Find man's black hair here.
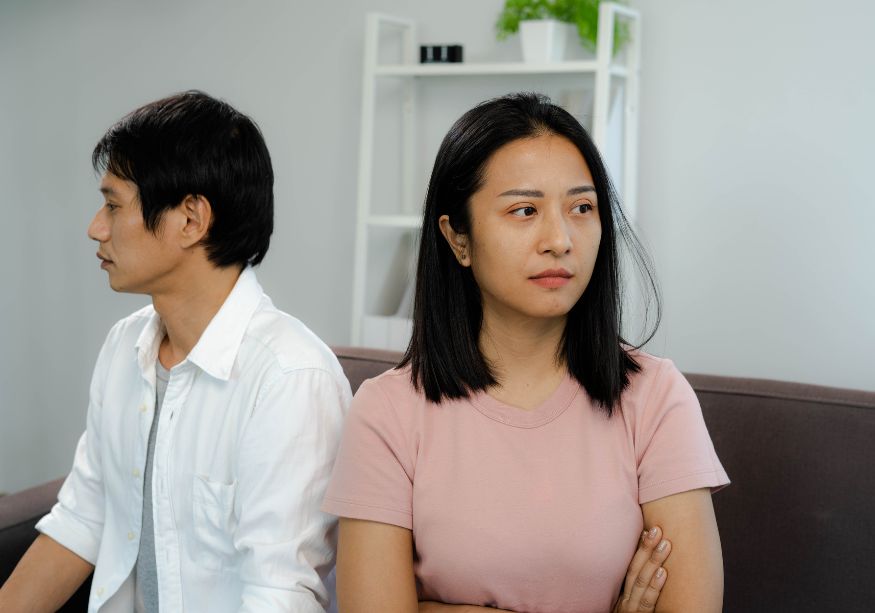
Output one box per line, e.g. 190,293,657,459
92,90,274,268
399,92,660,415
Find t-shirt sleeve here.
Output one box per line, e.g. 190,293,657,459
635,359,730,504
321,377,415,530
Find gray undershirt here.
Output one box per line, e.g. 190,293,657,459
135,360,169,613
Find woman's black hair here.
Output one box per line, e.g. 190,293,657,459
92,90,274,268
399,92,660,415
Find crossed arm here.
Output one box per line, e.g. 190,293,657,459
336,488,723,613
637,488,723,612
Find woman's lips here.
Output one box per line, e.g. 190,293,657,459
530,276,571,288
529,268,573,288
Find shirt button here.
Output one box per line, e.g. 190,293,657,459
96,587,105,597
132,468,141,478
127,531,136,541
139,404,147,413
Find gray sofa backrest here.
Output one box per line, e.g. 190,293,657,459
687,373,875,612
2,346,873,612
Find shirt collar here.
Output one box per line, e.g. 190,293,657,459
134,266,265,382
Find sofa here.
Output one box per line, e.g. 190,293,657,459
2,346,873,612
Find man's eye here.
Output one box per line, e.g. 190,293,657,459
510,206,536,217
105,203,118,211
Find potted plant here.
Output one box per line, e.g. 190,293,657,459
496,0,628,62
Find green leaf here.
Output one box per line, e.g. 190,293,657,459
495,0,631,54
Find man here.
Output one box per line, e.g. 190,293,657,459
0,91,351,612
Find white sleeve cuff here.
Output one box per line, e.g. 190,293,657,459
35,503,101,564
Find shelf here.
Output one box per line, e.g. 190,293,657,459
374,61,628,79
351,6,641,349
367,215,422,229
361,315,413,351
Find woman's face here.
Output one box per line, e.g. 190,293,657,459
441,133,602,325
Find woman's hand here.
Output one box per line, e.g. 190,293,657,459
613,526,672,613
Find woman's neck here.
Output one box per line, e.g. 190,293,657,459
479,306,567,410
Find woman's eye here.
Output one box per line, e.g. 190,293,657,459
510,206,536,217
572,202,593,214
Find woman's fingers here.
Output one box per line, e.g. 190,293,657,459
622,526,661,597
626,536,671,611
636,566,667,611
616,526,671,612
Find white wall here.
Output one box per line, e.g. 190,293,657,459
1,0,872,493
632,0,875,389
0,0,518,494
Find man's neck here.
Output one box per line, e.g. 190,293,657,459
153,261,243,369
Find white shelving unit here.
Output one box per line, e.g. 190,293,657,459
351,3,641,350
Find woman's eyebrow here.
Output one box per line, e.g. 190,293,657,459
498,186,595,197
498,188,543,197
568,185,596,195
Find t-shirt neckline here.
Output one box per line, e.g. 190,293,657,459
470,373,580,429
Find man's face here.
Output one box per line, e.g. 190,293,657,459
87,172,182,294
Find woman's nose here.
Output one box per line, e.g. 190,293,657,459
538,211,572,255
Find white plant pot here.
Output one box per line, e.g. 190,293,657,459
519,19,568,63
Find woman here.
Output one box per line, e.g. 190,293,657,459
323,93,729,612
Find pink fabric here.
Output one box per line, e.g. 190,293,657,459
323,352,729,613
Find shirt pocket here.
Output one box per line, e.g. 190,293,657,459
191,474,238,571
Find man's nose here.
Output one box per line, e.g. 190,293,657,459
87,208,109,242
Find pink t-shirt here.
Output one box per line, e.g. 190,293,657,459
323,352,729,613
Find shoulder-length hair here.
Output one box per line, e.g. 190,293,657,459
399,92,660,415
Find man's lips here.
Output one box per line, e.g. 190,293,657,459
529,268,573,288
97,253,113,266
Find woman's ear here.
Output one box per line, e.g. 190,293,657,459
178,194,213,249
438,214,470,267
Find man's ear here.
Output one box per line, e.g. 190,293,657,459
438,214,470,267
178,194,212,249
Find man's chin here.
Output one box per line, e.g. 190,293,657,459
106,276,127,293
107,278,149,295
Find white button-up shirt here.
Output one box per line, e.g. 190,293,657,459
37,267,351,612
